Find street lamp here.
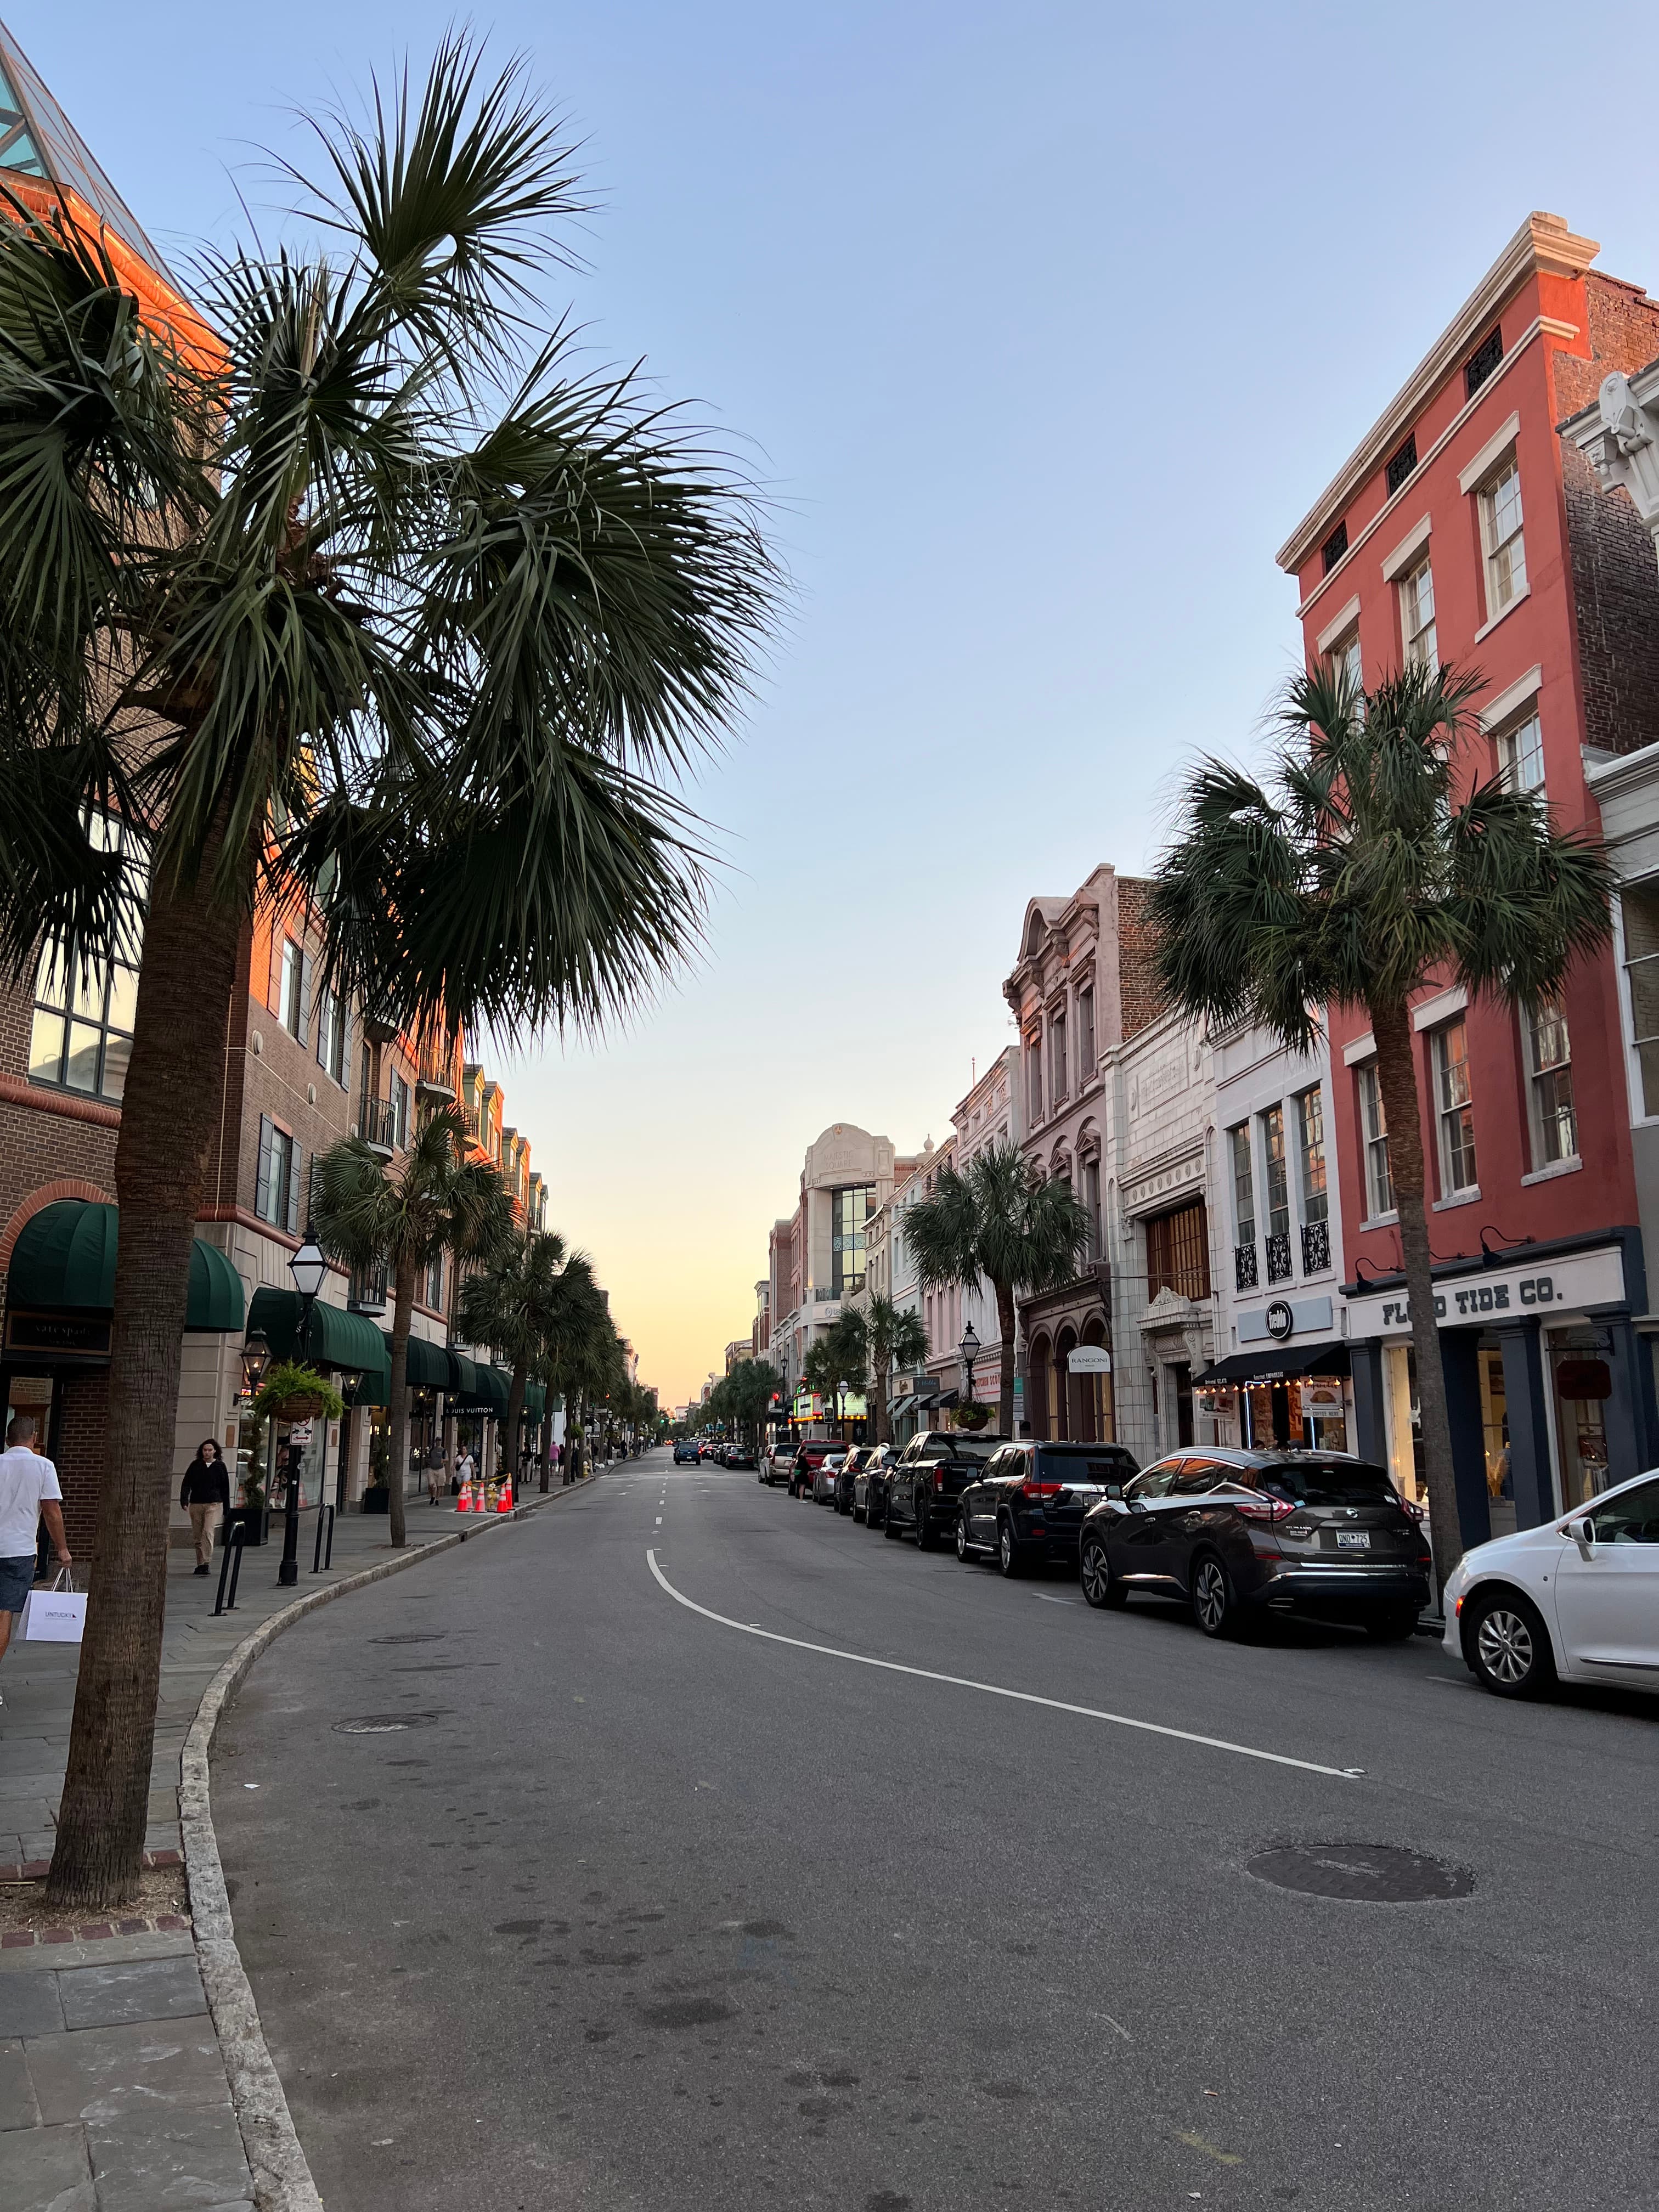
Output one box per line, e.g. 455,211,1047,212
958,1321,980,1409
240,1330,270,1401
279,1230,329,1588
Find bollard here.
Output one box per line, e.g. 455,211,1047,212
312,1502,336,1573
213,1524,246,1616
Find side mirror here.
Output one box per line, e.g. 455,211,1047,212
1105,1483,1124,1500
1565,1517,1594,1558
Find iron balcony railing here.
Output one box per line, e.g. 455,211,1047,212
357,1096,397,1154
1301,1218,1331,1274
1234,1242,1258,1291
1265,1232,1293,1284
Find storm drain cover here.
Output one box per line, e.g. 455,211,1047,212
332,1712,438,1735
370,1632,447,1645
1245,1842,1473,1903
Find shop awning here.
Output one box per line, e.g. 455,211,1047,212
390,1332,449,1390
452,1363,510,1415
1194,1341,1351,1386
7,1200,245,1333
247,1285,387,1381
523,1380,546,1420
445,1350,478,1398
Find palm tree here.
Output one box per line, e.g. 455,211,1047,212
457,1229,591,1483
541,1266,619,1477
905,1141,1093,1438
314,1106,511,1547
848,1295,929,1444
1149,661,1612,1592
18,41,778,1910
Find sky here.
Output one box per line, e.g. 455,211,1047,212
25,2,1659,1404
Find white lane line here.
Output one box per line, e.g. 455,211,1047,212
646,1550,1362,1780
655,1516,663,1527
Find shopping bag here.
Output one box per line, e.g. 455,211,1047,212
21,1568,86,1644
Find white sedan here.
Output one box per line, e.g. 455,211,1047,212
1443,1468,1659,1698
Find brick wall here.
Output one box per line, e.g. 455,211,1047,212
1556,274,1659,761
52,1367,107,1559
1115,876,1170,1041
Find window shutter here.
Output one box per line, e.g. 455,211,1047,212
256,1116,273,1221
298,952,315,1048
267,932,282,1016
286,1141,302,1233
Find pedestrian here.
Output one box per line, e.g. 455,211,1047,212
456,1446,476,1497
179,1438,230,1574
0,1413,72,1701
426,1442,444,1508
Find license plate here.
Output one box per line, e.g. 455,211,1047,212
1335,1531,1371,1550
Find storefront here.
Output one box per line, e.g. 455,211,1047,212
1197,1289,1351,1455
1343,1232,1656,1546
245,1285,388,1512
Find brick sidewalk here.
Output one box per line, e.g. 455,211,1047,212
0,1479,590,2209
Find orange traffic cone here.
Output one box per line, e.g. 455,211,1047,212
499,1477,512,1512
456,1481,471,1513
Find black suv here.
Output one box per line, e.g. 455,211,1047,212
853,1444,896,1525
1078,1447,1432,1639
884,1431,1010,1549
958,1440,1140,1576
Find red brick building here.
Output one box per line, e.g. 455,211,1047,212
1277,212,1659,1543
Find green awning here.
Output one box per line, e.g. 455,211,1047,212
246,1286,388,1380
453,1363,509,1415
8,1200,245,1333
388,1331,449,1390
523,1380,546,1420
445,1350,478,1398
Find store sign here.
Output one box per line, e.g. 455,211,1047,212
4,1311,111,1359
1345,1245,1628,1339
1239,1295,1332,1345
1265,1300,1294,1341
1067,1346,1112,1374
1304,1380,1345,1412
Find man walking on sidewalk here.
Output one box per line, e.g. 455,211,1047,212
0,1413,72,1696
180,1438,230,1574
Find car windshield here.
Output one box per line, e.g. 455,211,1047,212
1036,1449,1137,1481
936,1437,1002,1464
1254,1458,1399,1507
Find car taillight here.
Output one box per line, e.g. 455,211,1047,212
1403,1499,1426,1523
933,1467,945,1491
1019,1481,1063,1500
1233,1495,1294,1523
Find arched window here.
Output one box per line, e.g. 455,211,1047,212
1054,1326,1079,1441
1026,1333,1051,1441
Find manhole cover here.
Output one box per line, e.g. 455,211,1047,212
370,1633,447,1645
332,1713,438,1735
1245,1842,1473,1903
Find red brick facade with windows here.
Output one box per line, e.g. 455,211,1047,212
1277,212,1659,1535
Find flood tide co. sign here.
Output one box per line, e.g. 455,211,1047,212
1344,1244,1627,1339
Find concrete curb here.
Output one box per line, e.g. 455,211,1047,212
180,1470,603,2210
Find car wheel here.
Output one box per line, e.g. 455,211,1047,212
998,1519,1023,1578
854,1496,866,1525
1364,1605,1420,1643
916,1501,934,1550
1080,1534,1126,1610
1466,1588,1555,1699
1191,1552,1235,1638
956,1515,970,1562
884,1497,902,1539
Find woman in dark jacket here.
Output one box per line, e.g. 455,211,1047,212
180,1440,231,1575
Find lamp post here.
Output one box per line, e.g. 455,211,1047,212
279,1231,328,1588
958,1321,980,1413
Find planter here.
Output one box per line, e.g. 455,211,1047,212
270,1393,329,1422
952,1405,990,1432
224,1504,269,1547
361,1486,391,1515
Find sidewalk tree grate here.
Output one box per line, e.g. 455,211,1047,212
332,1712,439,1734
1245,1842,1473,1903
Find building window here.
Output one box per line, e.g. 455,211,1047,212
1321,520,1348,575
27,812,146,1103
1146,1201,1210,1302
276,937,306,1037
315,985,347,1085
1480,458,1526,617
1050,1010,1068,1103
1028,1035,1043,1124
1082,1157,1101,1262
1400,555,1437,671
1229,1124,1255,1246
1385,432,1418,496
1432,1018,1477,1194
1358,1063,1393,1218
390,1071,411,1150
1525,1000,1576,1166
1327,627,1362,712
255,1116,300,1231
1261,1103,1291,1282
1077,987,1096,1078
425,1251,444,1309
1465,325,1503,399
831,1184,874,1298
1495,708,1544,795
1622,882,1659,1117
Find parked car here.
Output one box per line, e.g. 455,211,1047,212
791,1439,838,1497
726,1442,758,1471
1078,1447,1431,1638
833,1447,868,1515
1443,1467,1659,1698
853,1443,896,1525
812,1452,847,1504
884,1430,1010,1549
957,1440,1140,1575
673,1441,698,1465
762,1443,797,1488
697,1441,716,1462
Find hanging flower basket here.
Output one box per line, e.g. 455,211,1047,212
253,1361,345,1426
952,1402,990,1432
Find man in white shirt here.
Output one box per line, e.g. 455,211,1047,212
0,1413,72,1691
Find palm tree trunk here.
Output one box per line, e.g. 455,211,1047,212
47,847,249,1912
387,1256,415,1550
1371,998,1462,1593
874,1356,890,1445
995,1280,1018,1437
504,1364,526,1479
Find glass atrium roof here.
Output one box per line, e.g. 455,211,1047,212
0,20,173,280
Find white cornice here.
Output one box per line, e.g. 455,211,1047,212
1380,513,1434,583
1277,212,1598,577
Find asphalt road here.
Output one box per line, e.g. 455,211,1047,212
215,1447,1659,2211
